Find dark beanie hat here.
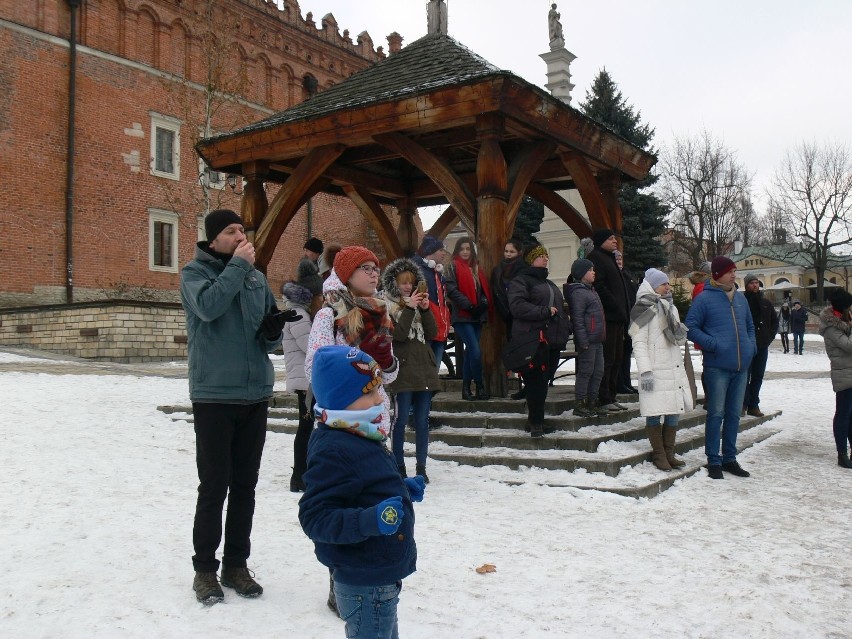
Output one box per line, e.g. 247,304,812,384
418,235,445,257
711,256,736,280
205,209,242,242
304,237,324,254
829,288,852,313
592,229,615,248
571,258,594,281
296,258,323,296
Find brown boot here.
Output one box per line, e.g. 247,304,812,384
646,425,672,471
662,425,686,468
220,565,263,598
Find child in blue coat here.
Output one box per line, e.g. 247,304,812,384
299,345,426,639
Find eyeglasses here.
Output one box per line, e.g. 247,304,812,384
357,265,381,275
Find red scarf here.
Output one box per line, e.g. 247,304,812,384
453,257,493,320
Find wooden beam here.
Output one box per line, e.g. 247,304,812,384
396,197,419,257
559,151,612,231
254,144,345,266
269,160,409,200
506,141,557,231
342,183,404,260
525,182,593,238
374,132,477,231
426,206,464,239
598,172,624,244
239,160,269,244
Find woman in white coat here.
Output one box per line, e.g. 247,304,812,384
628,268,693,471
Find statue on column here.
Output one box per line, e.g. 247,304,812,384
548,3,564,49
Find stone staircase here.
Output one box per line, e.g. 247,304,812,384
158,376,782,499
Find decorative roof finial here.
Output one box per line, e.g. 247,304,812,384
548,3,564,50
427,0,448,36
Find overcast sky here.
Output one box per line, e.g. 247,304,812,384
293,0,852,217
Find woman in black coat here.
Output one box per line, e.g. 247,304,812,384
507,244,572,438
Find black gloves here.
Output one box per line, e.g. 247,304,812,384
259,309,302,340
470,302,488,318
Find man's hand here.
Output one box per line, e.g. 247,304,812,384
233,240,255,265
259,309,302,340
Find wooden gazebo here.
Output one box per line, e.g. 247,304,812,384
197,31,655,395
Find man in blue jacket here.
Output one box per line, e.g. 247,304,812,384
181,209,298,604
685,256,757,480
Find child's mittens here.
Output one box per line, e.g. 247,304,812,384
404,476,426,502
374,496,404,535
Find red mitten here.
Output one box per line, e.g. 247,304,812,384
360,331,394,369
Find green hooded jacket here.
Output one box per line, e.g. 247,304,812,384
180,244,281,402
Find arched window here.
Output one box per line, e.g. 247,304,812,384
302,74,318,100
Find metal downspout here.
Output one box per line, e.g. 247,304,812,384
65,0,82,303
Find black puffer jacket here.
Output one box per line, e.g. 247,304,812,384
507,266,572,350
587,247,630,324
744,290,780,348
380,258,441,394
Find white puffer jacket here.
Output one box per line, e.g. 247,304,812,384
629,280,694,417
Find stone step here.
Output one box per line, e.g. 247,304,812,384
500,424,781,499
424,411,781,477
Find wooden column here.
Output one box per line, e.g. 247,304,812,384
240,161,269,245
475,113,508,397
598,172,624,250
396,197,418,257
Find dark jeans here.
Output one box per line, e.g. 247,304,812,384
392,390,432,466
525,346,560,424
453,322,483,384
574,343,604,400
744,346,769,409
833,387,852,454
599,321,625,404
192,401,268,572
292,390,314,479
793,331,805,354
429,340,446,372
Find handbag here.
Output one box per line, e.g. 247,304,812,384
501,329,543,371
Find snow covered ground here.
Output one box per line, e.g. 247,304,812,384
1,341,848,639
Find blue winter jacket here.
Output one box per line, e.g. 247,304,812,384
298,425,417,587
685,282,756,371
180,244,281,402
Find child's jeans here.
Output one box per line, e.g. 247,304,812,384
333,580,401,639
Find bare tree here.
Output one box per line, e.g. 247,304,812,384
656,130,753,271
769,141,852,304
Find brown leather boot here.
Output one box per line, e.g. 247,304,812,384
646,425,672,471
662,425,686,468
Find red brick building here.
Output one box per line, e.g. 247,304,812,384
0,0,400,308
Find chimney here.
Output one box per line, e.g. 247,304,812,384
734,239,744,254
427,0,447,35
387,32,403,54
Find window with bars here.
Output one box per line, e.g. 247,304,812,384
149,209,179,273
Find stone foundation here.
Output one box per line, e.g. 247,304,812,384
0,301,187,362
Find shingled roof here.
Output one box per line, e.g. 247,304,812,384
220,33,508,139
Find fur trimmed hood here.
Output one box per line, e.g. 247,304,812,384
689,271,709,285
381,257,426,300
282,281,313,308
819,305,852,336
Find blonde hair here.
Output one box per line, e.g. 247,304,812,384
344,306,365,336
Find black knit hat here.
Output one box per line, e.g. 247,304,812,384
204,209,242,242
829,288,852,313
571,258,594,281
304,237,324,254
592,228,615,248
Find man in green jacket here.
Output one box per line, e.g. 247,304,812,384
180,209,298,605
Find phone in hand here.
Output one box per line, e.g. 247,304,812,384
416,280,428,295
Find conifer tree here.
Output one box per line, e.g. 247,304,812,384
579,69,668,275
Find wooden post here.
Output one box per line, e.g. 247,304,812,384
475,113,508,397
396,197,419,257
598,172,624,251
240,160,269,245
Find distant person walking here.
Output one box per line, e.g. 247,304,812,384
685,257,756,480
779,302,791,354
742,274,779,417
629,268,692,471
819,289,852,469
790,299,811,354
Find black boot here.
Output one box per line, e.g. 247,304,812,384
289,470,306,493
838,451,852,469
462,381,474,401
474,381,490,401
529,422,544,438
416,463,430,484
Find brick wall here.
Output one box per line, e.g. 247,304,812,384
0,301,188,362
0,1,397,308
